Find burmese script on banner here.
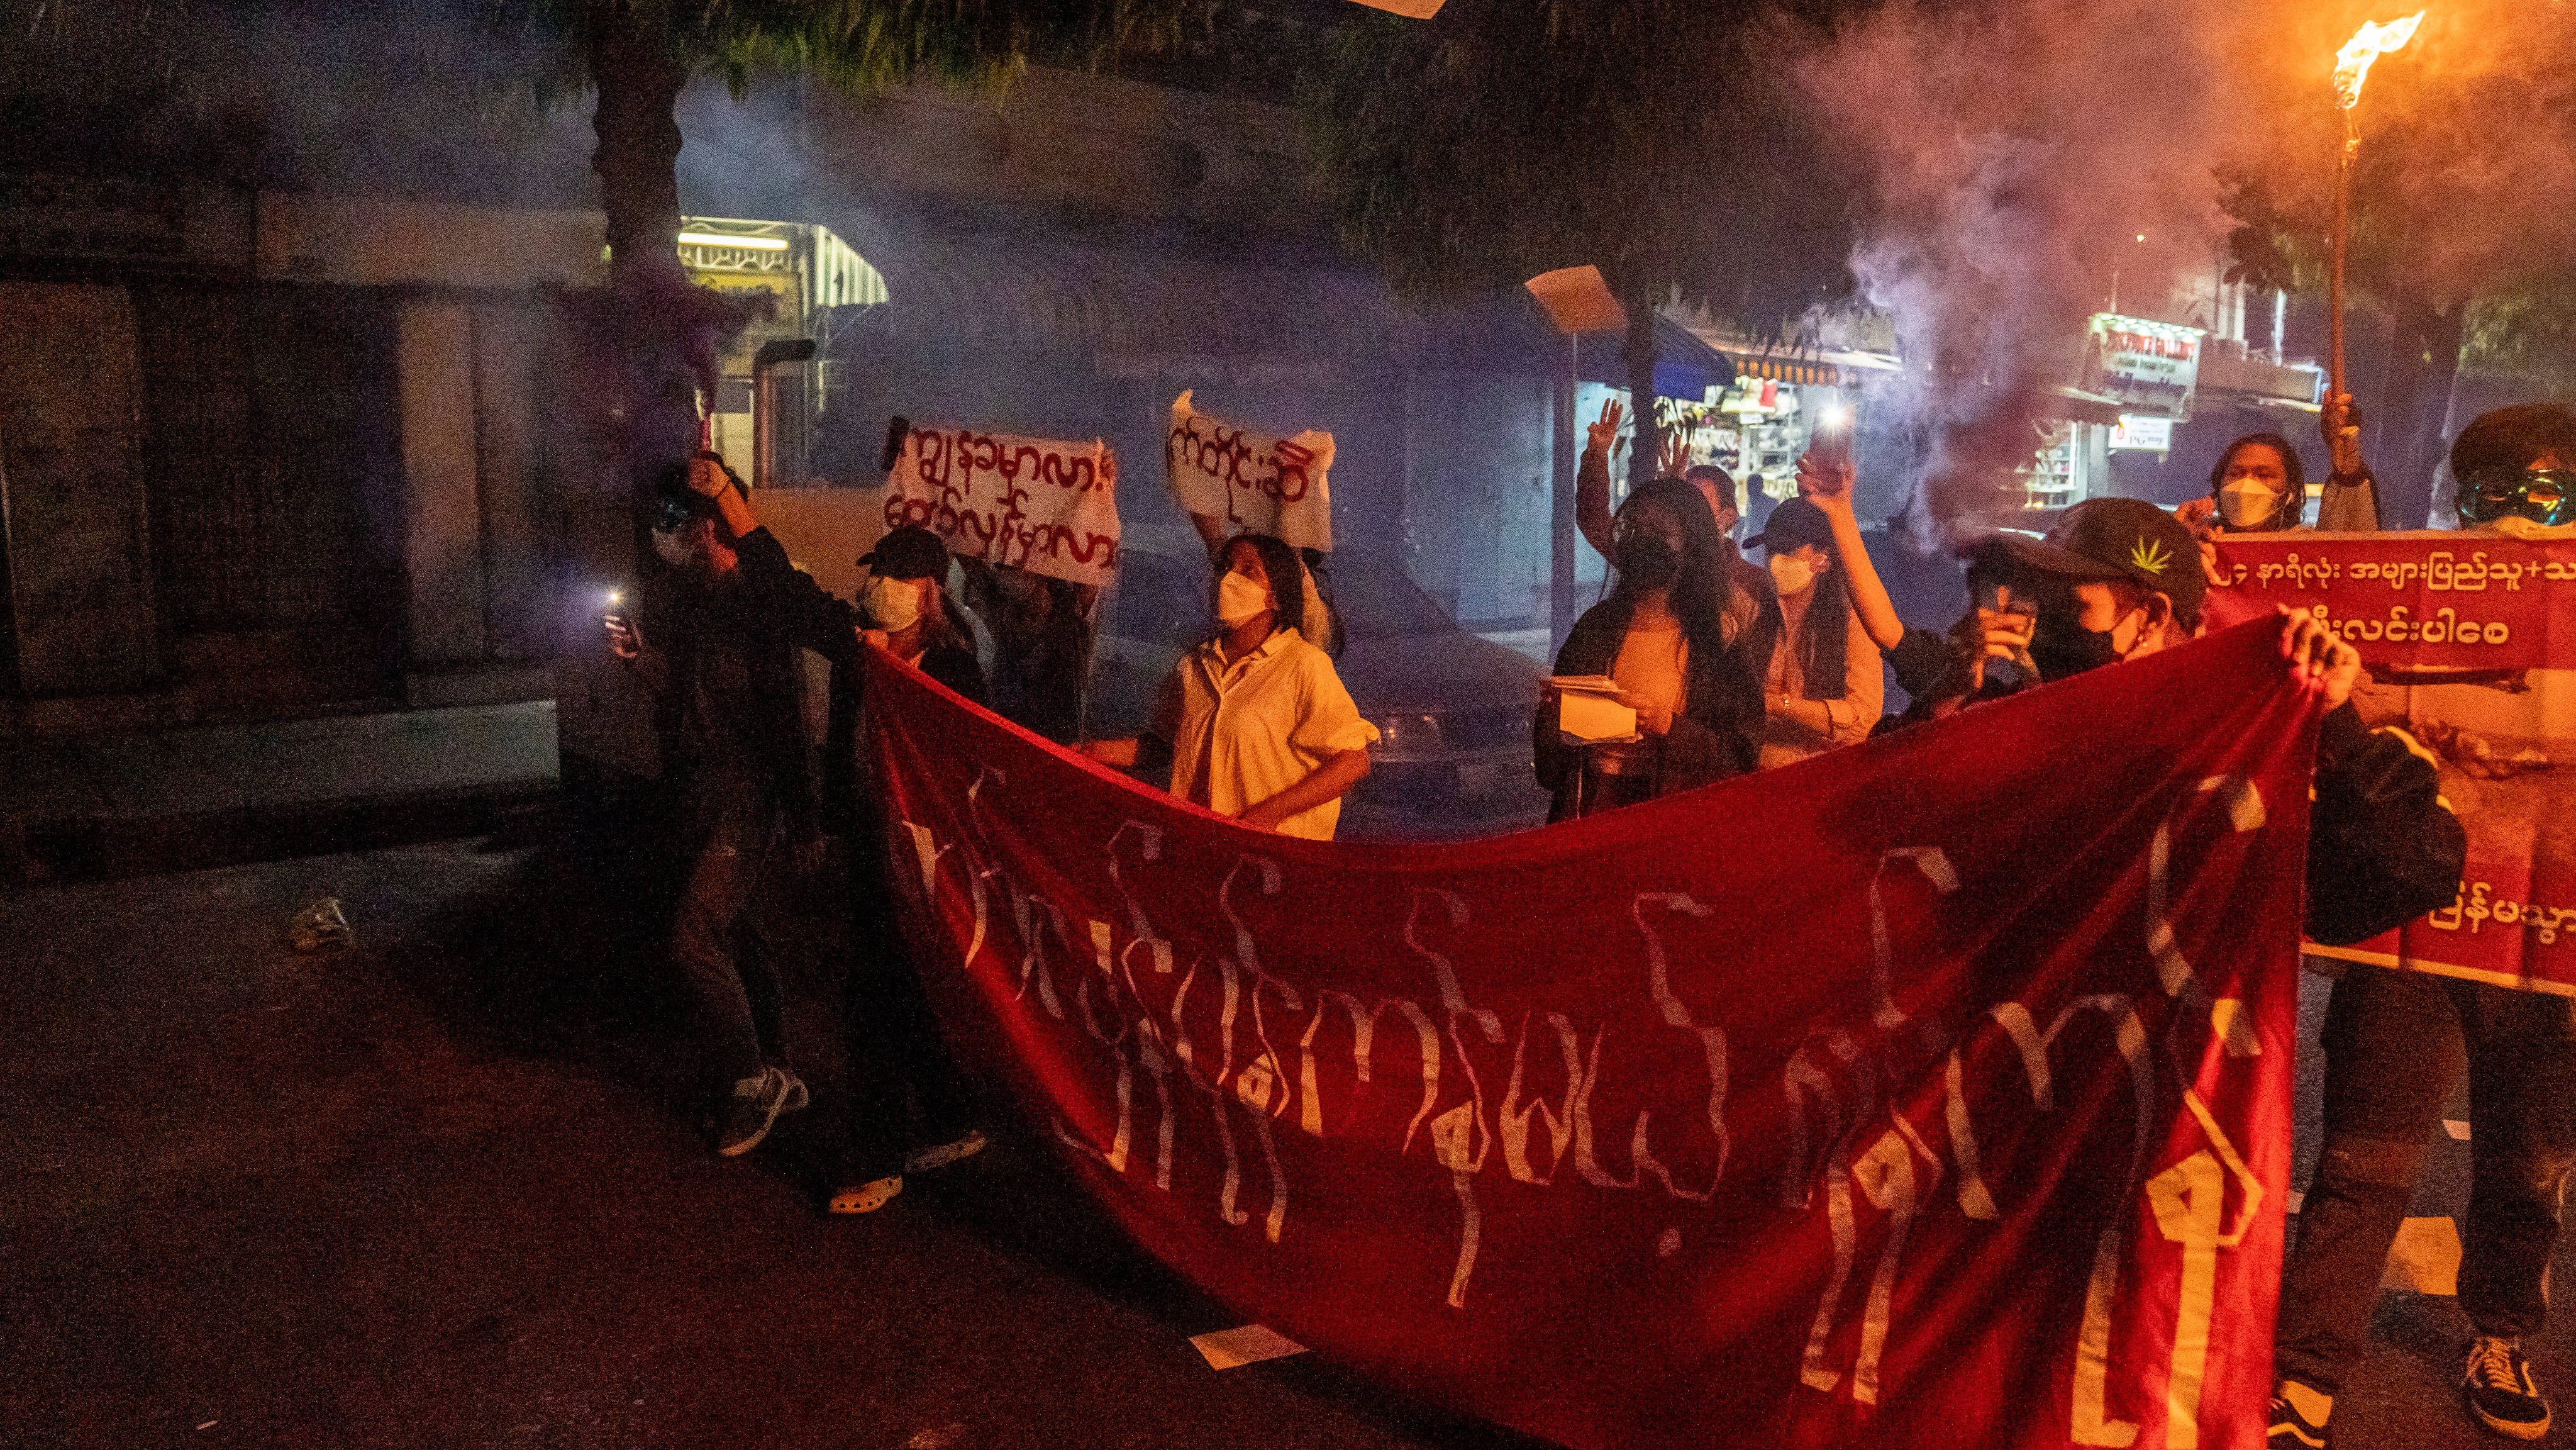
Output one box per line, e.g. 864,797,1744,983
883,423,1120,587
2211,534,2576,993
1165,391,1335,552
862,622,2321,1449
2205,531,2576,673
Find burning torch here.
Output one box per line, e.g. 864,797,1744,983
2328,11,2425,404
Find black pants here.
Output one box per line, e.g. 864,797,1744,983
2276,965,2576,1394
841,830,977,1184
671,797,789,1096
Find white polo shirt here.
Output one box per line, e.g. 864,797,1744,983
1155,630,1380,840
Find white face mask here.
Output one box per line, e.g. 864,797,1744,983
1216,570,1273,629
1768,552,1818,597
2218,481,2280,528
865,575,925,632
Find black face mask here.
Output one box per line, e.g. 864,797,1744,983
2031,610,2121,681
1617,535,1680,591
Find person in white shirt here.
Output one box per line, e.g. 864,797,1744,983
1079,532,1378,840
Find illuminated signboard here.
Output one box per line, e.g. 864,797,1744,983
2080,314,2203,421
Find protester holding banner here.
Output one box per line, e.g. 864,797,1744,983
1538,476,1760,818
607,456,833,1159
675,466,991,1216
1077,533,1377,840
853,527,987,701
1922,498,2458,941
1748,498,1882,768
2264,402,2576,1449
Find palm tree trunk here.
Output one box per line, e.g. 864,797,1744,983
588,14,708,505
1621,279,1660,494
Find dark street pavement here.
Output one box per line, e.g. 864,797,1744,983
1,830,1543,1450
3,823,2569,1449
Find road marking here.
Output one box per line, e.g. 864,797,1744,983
2382,1217,2462,1296
1192,1324,1307,1369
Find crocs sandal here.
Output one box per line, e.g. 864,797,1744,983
829,1175,904,1215
905,1129,987,1175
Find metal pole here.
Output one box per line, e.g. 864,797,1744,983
2329,114,2357,404
1551,335,1579,650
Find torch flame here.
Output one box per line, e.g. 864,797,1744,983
2334,11,2425,109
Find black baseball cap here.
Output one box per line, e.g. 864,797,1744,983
1753,498,1836,554
1974,497,2205,619
860,525,950,582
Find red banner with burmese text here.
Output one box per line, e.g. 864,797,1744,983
864,622,2319,1449
2210,533,2576,995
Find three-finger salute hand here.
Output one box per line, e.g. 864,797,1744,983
1586,398,1626,455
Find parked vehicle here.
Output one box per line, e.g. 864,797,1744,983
1085,549,1547,839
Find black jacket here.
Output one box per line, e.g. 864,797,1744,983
1534,597,1760,818
2306,703,2465,945
730,526,986,832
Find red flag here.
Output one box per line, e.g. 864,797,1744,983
865,620,2318,1449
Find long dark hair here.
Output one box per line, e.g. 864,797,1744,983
1218,532,1307,643
1612,476,1737,682
2209,433,2306,532
1759,497,1851,701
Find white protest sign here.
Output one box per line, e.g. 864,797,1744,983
882,423,1121,588
1164,391,1336,552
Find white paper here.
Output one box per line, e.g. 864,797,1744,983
884,424,1120,588
2381,1216,2461,1295
1559,692,1638,743
1190,1324,1308,1370
1523,265,1629,337
1165,391,1335,552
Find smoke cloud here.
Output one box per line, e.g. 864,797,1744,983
1791,0,2576,544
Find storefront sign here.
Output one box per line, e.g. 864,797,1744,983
883,423,1121,587
2080,315,2204,421
1165,391,1336,552
865,622,2315,1450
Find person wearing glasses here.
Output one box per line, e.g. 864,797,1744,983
2268,401,2576,1447
2451,403,2576,532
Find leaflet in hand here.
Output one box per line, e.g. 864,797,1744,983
1548,676,1638,743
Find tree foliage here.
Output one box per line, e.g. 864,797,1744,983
497,0,1191,107
1297,0,1865,478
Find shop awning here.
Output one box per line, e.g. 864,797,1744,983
1703,341,1901,390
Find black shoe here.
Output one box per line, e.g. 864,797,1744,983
2268,1383,2329,1449
2464,1335,2552,1439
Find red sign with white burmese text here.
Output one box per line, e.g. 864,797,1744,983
2211,532,2576,995
2207,532,2576,673
863,623,2318,1449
